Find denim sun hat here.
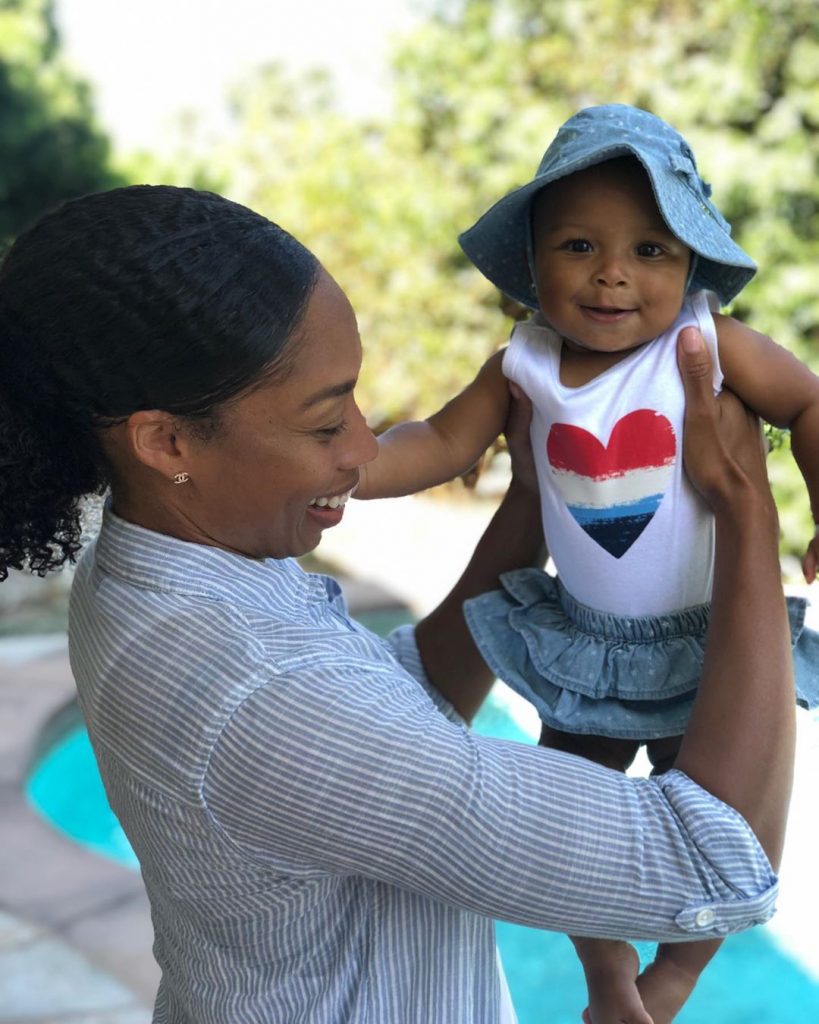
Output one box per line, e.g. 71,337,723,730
458,104,756,309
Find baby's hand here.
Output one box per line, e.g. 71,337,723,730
802,531,819,584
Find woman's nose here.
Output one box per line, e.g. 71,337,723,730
340,403,379,468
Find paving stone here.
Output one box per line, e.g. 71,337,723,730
0,911,44,951
0,930,141,1018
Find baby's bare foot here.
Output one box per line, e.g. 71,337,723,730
573,938,654,1024
635,954,699,1024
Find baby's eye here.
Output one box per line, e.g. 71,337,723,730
563,238,593,253
637,242,664,258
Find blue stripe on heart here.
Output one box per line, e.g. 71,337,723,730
567,493,664,526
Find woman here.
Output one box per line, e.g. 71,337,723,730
0,185,794,1024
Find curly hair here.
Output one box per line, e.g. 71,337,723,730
0,185,320,580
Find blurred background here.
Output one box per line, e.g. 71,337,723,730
1,0,818,1021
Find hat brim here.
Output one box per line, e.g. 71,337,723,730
459,145,756,309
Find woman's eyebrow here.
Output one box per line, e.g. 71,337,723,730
300,380,356,410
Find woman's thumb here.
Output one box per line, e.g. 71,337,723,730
677,327,713,402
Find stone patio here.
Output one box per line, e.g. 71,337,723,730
0,638,157,1020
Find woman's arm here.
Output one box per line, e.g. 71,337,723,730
356,350,510,499
674,325,795,869
716,314,819,581
414,383,545,721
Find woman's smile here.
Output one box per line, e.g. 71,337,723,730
306,485,356,526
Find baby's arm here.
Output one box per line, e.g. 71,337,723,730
356,349,510,499
716,314,819,580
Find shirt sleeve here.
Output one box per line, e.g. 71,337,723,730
203,631,778,944
384,622,465,724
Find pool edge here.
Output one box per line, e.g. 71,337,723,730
0,641,158,1009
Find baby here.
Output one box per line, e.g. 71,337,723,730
356,105,819,1023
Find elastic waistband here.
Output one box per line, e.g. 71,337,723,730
551,576,710,643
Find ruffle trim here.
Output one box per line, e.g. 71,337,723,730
464,569,819,739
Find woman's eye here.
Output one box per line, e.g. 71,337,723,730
315,422,347,440
565,239,592,253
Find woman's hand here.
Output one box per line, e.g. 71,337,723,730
504,381,539,496
415,380,545,721
677,326,774,521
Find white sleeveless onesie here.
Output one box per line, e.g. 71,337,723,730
503,291,721,617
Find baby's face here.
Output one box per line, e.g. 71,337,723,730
532,159,691,354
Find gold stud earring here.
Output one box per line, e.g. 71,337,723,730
173,472,190,485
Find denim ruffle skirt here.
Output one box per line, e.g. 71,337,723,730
464,568,819,740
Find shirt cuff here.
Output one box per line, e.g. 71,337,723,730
654,769,780,938
386,624,466,725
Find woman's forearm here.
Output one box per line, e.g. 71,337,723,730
415,478,545,721
674,327,795,868
675,492,794,867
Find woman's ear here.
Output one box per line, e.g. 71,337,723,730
124,409,190,481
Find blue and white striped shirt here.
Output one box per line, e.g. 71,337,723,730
69,507,778,1023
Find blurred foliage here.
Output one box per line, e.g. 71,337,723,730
199,0,818,564
3,0,818,567
209,0,818,407
0,0,120,247
116,108,230,198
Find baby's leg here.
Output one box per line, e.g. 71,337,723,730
636,938,721,1024
539,724,640,772
635,736,721,1023
645,734,682,778
540,727,652,1024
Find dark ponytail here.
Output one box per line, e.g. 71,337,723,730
0,185,320,580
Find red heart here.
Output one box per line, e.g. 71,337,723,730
547,409,676,479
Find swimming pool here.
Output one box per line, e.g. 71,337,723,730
27,721,139,870
26,671,819,1021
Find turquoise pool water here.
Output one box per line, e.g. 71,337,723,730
27,724,140,870
27,644,819,1022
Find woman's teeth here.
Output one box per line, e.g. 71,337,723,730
308,489,352,509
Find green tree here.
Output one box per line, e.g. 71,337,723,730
216,0,817,404
163,0,819,561
389,0,819,349
385,0,819,565
0,0,119,246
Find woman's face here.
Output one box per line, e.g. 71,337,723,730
179,269,378,559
